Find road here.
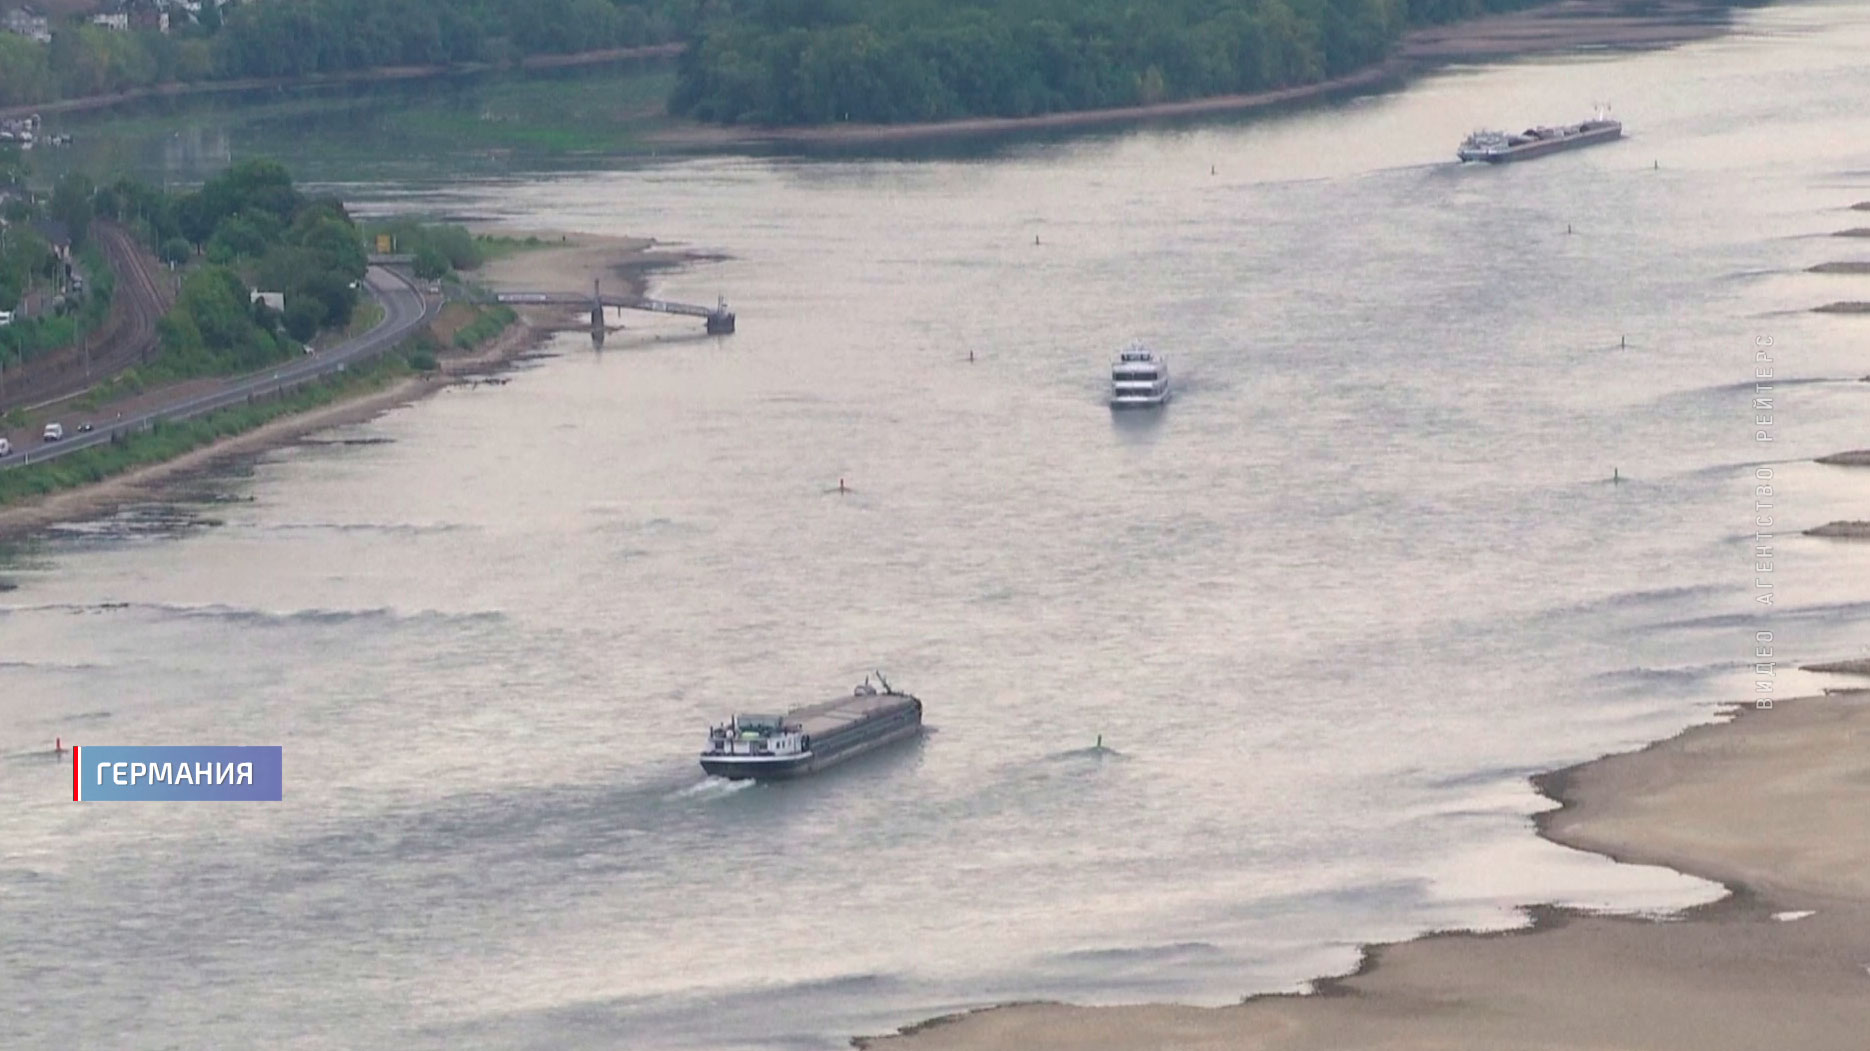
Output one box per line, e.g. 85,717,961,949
1,266,434,472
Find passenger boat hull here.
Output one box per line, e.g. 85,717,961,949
1110,391,1170,409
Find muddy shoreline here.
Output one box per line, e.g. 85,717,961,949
860,691,1870,1050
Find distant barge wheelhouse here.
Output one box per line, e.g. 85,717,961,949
700,675,923,781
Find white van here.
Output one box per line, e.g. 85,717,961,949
42,422,63,442
0,437,11,457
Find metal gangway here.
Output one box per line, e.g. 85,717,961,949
494,282,735,334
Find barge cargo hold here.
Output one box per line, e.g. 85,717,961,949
700,675,923,780
1458,107,1623,163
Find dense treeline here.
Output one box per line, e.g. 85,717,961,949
362,218,484,279
1,156,113,372
93,158,369,378
0,0,691,107
0,0,1563,125
669,0,1545,124
211,0,689,78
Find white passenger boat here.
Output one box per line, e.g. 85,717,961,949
1110,342,1170,408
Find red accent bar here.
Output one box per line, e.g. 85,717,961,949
72,746,79,801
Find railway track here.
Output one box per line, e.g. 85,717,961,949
0,220,175,413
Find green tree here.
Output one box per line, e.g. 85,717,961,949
297,216,366,280
283,295,327,341
50,173,96,247
413,244,450,280
298,271,358,329
209,214,271,258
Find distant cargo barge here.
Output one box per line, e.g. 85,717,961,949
700,675,923,780
1458,107,1622,163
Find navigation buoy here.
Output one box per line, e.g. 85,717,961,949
968,349,975,363
1654,160,1659,170
1613,468,1622,484
1096,734,1103,749
1620,335,1626,348
1566,223,1573,235
838,478,848,494
54,737,64,757
1034,235,1040,245
1210,165,1216,175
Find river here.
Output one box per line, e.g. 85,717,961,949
5,2,1870,1048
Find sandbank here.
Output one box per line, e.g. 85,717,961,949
861,693,1870,1050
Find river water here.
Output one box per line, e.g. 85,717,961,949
6,3,1870,1048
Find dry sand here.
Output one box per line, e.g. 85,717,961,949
472,231,728,329
862,694,1870,1050
474,233,658,298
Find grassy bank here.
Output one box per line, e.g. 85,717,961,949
450,304,518,350
0,296,524,513
473,234,559,263
0,351,415,508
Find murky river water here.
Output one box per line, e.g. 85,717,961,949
6,3,1870,1048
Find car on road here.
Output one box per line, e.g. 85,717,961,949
78,422,93,433
42,422,63,442
0,310,13,326
0,438,11,457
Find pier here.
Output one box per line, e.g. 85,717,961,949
495,282,736,334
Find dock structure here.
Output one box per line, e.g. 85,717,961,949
496,281,736,334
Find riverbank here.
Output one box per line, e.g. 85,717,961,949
10,0,1739,155
649,0,1736,150
0,314,540,544
0,43,682,123
0,231,678,542
469,229,729,327
862,686,1870,1050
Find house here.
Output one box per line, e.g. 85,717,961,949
0,114,39,146
1,5,51,43
127,0,169,33
250,290,285,312
91,0,171,33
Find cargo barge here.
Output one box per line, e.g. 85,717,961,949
1458,107,1622,163
700,675,923,780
